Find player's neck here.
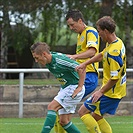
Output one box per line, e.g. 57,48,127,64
108,33,117,44
80,24,87,34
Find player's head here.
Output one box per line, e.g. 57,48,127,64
96,16,116,33
30,42,50,55
66,9,86,23
66,9,86,33
30,42,50,65
96,16,116,42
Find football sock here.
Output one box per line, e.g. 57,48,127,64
54,115,58,133
97,118,112,133
81,114,101,133
41,110,57,133
54,114,66,133
63,121,80,133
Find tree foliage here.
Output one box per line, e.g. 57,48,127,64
0,0,133,78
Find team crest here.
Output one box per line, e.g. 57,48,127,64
113,49,118,52
104,52,107,58
80,36,84,42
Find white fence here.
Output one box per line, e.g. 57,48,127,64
0,68,133,118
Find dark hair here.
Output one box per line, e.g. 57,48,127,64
30,42,50,54
96,16,116,33
66,9,86,23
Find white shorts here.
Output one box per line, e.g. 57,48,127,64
54,85,85,115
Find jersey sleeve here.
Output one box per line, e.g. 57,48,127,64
86,29,99,52
107,49,123,80
56,55,79,71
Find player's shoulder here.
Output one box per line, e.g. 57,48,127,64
51,52,65,60
108,40,123,56
51,52,64,56
52,52,72,61
86,26,97,32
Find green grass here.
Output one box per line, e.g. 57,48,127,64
0,116,133,133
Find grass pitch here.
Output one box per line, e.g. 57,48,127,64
0,116,133,133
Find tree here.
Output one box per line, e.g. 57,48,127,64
0,0,132,79
113,0,133,69
0,0,50,78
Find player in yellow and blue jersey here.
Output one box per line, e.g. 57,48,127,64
66,9,99,98
76,16,126,133
54,9,100,133
75,25,99,97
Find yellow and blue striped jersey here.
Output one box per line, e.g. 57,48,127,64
101,37,126,99
76,26,99,73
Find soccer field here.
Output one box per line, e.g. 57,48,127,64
0,116,133,133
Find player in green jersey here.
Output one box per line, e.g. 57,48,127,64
30,42,86,133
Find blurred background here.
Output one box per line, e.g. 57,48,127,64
0,0,133,121
0,0,133,79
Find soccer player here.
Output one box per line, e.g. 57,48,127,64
54,9,100,133
30,42,86,133
76,16,126,133
66,9,99,98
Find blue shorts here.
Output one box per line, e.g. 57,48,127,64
82,72,98,99
84,95,121,116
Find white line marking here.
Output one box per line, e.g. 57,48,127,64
1,121,133,125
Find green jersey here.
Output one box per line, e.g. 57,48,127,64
46,52,79,89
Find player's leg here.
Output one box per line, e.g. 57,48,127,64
92,113,112,133
54,84,85,133
63,121,80,133
41,110,57,133
94,96,121,133
54,113,66,133
54,116,58,133
57,84,85,133
60,113,80,133
54,72,98,133
97,118,112,133
41,100,62,133
79,104,101,133
77,73,100,132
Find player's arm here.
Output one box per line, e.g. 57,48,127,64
76,53,103,71
67,47,96,60
71,68,86,98
100,79,118,94
92,50,121,103
92,79,118,103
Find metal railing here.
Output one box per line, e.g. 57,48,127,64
0,68,133,118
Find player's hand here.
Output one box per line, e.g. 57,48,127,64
91,90,103,103
67,54,76,60
71,87,82,99
76,63,86,72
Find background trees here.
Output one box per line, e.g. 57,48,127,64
0,0,133,79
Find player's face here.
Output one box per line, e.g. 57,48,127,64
32,52,47,66
97,26,107,43
67,18,82,33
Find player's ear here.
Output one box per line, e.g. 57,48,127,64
42,51,47,56
104,29,109,34
78,18,82,24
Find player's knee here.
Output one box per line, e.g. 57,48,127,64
78,107,90,117
59,119,69,126
47,103,54,110
78,108,84,117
